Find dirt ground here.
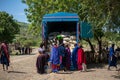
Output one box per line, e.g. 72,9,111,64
0,48,120,80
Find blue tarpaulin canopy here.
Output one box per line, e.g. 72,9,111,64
42,12,80,43
42,12,79,22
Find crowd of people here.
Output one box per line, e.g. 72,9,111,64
17,46,32,55
36,40,120,74
36,38,87,74
0,40,119,74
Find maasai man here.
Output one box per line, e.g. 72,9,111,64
58,43,66,70
36,43,46,74
72,43,78,70
50,43,60,72
108,44,117,70
65,44,71,70
0,42,10,71
77,43,86,71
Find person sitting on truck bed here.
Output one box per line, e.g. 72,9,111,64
56,35,63,45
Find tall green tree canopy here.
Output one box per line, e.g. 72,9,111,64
0,11,20,43
23,0,120,34
22,0,120,54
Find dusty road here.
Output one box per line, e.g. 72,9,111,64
0,48,120,80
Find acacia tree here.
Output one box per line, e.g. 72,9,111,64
22,0,120,32
22,0,81,35
0,11,20,43
22,0,120,59
79,0,120,57
22,0,103,52
81,0,106,55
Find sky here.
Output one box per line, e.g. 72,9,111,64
0,0,28,23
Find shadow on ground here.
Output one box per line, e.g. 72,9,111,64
87,63,106,69
86,69,96,72
10,53,35,56
111,75,120,79
56,71,73,74
8,71,27,74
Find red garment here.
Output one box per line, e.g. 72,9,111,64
60,56,62,64
52,64,60,70
77,48,86,70
1,43,10,63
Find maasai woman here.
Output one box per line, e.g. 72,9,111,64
77,43,86,71
36,43,46,74
65,44,71,70
72,43,78,70
50,43,60,72
0,42,10,71
108,44,117,70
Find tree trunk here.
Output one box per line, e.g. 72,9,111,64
98,40,102,62
84,38,95,63
84,38,95,53
98,40,102,55
87,39,95,53
94,34,103,63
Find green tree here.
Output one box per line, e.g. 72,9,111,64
22,0,81,35
22,0,120,62
0,11,20,43
22,0,120,34
79,0,120,59
14,22,41,47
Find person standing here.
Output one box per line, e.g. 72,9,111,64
0,42,10,71
36,43,46,74
115,46,120,60
50,43,60,73
108,44,117,70
65,44,71,70
72,43,78,70
77,43,86,71
58,43,66,70
21,46,24,55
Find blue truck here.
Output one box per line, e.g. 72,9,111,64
42,12,93,48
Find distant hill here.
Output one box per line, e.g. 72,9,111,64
17,22,28,28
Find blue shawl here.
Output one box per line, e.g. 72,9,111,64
50,46,60,65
